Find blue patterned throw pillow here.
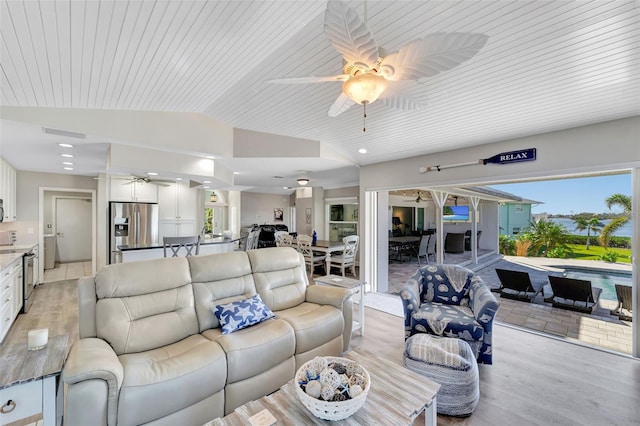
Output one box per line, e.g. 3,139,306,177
212,294,275,335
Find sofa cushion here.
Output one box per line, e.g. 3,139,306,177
212,294,275,335
117,334,226,426
248,247,309,311
411,303,484,342
96,283,199,355
189,252,257,332
421,264,472,305
275,302,344,354
202,318,295,383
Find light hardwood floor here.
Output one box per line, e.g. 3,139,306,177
3,280,639,425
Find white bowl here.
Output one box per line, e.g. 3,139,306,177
295,356,370,421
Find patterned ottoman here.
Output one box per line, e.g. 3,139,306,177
404,334,479,417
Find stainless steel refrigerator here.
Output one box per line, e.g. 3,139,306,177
109,202,159,263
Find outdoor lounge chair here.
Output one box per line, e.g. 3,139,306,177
546,276,602,314
611,284,632,321
494,268,545,302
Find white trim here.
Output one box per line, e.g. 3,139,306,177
39,187,97,281
364,191,378,292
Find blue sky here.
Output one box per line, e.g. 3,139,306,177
490,174,632,215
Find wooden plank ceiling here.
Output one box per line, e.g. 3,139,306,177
1,0,638,186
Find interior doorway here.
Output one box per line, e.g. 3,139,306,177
39,187,96,283
55,197,92,262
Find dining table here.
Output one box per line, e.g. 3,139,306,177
388,235,421,263
292,239,345,275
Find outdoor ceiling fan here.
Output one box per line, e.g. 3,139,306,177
270,0,488,128
404,192,427,203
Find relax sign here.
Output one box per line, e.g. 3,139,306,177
482,148,536,165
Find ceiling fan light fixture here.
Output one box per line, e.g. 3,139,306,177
297,178,310,186
342,72,387,105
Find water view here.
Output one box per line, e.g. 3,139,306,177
547,217,632,238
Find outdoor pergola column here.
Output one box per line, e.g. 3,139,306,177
430,190,449,263
469,196,480,264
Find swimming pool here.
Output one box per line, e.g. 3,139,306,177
563,267,632,302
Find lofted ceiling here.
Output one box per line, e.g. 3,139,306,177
1,0,638,194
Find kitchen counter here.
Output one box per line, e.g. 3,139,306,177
118,235,243,251
115,236,244,263
0,243,38,270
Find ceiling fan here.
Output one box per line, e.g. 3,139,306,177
270,0,488,123
120,176,170,187
404,192,427,203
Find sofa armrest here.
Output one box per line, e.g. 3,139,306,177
62,338,123,426
305,285,351,308
306,285,353,351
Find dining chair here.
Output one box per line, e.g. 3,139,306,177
416,234,430,266
275,231,293,247
296,234,326,276
329,235,359,277
163,236,200,257
245,229,260,251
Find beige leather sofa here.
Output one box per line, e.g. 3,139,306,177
62,247,353,426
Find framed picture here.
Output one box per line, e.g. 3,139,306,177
305,208,312,224
274,208,284,221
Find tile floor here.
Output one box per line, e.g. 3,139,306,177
42,261,92,283
384,254,633,354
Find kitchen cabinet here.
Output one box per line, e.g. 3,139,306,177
0,157,17,222
110,178,158,203
0,256,22,343
158,181,198,239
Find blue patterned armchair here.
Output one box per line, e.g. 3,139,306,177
399,264,499,364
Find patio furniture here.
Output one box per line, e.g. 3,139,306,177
611,284,632,321
399,264,499,364
546,276,602,314
494,268,545,302
464,230,482,251
163,235,200,257
404,334,479,417
444,233,465,253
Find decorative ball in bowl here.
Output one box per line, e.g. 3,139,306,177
295,356,370,421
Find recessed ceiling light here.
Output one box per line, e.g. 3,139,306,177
147,172,158,176
283,186,292,190
233,172,240,175
61,154,73,158
58,143,74,148
175,177,182,181
205,155,216,159
358,148,368,154
63,167,73,171
202,186,210,189
62,161,73,165
203,180,211,183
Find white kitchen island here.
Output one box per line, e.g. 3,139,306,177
116,236,242,263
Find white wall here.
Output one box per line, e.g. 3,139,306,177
0,171,97,244
240,192,291,228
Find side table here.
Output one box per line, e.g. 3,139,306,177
314,275,365,338
0,334,69,426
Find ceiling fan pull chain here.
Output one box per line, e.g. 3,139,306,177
363,103,367,132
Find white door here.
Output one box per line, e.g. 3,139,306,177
55,198,92,262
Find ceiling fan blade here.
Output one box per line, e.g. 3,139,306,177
380,32,488,81
268,75,349,84
380,95,426,111
328,93,356,117
324,0,378,69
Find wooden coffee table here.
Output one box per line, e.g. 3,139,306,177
206,348,440,425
